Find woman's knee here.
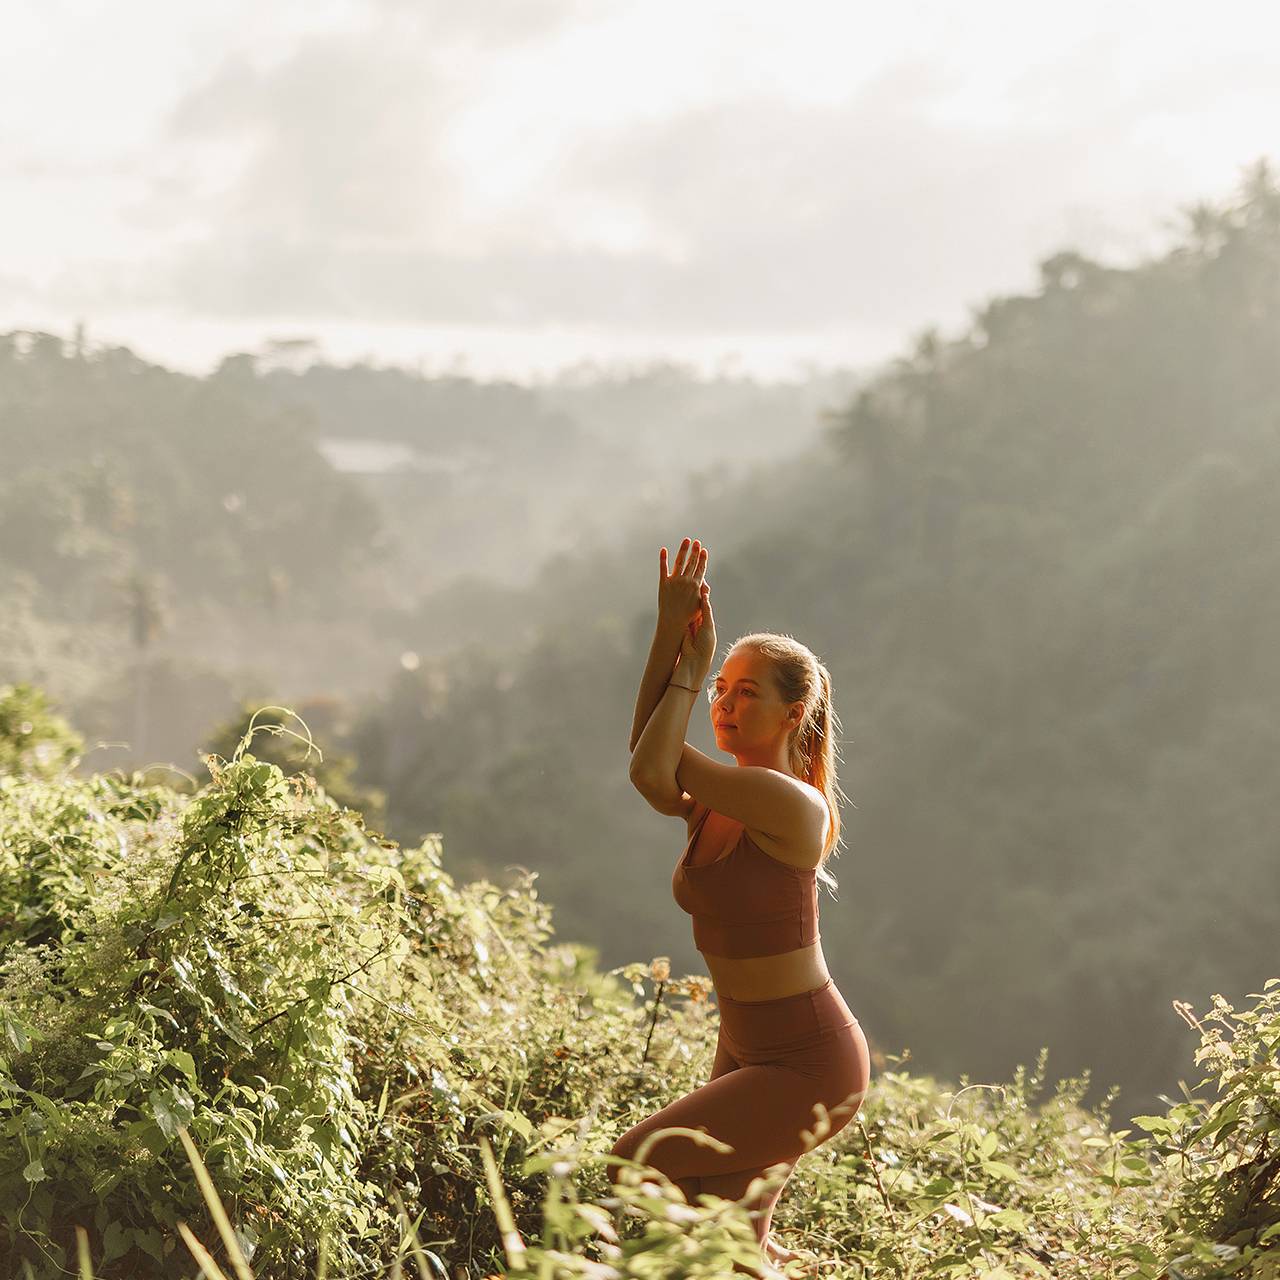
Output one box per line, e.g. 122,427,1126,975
607,1135,633,1186
608,1122,689,1189
608,1127,653,1186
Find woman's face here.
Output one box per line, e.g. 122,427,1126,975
709,648,801,753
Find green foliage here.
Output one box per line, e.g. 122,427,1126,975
1130,986,1280,1277
1,697,1279,1276
201,701,388,836
0,716,430,1276
0,683,84,780
456,966,1280,1280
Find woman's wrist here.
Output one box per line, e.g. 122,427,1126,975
655,613,688,642
670,665,709,691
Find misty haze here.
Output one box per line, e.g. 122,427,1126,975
3,3,1279,1275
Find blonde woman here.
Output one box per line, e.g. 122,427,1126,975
610,537,870,1274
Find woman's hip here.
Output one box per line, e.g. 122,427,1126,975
715,977,867,1069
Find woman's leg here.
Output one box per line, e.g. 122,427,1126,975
608,1034,865,1244
669,1027,741,1204
698,1154,799,1244
685,1026,802,1238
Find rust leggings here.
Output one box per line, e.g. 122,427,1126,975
607,978,870,1243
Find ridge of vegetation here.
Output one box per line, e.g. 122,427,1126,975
0,686,1276,1279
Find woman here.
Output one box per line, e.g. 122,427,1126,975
610,536,871,1276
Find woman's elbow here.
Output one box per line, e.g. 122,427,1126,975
628,759,654,789
629,761,670,795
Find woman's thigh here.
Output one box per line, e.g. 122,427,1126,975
610,1031,865,1184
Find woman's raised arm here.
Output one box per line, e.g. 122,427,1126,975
629,614,688,753
628,538,709,753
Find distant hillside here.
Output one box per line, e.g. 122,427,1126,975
236,351,859,601
0,330,853,769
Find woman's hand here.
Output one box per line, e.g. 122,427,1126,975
678,577,715,688
658,538,709,631
659,537,715,685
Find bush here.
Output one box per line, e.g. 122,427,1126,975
1,692,1277,1279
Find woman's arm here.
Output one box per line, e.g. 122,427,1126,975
628,617,687,753
628,538,707,753
628,673,702,794
630,556,715,793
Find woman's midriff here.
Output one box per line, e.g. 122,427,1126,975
701,938,831,1001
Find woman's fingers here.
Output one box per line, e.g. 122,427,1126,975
694,546,708,584
668,537,710,583
672,537,692,575
680,541,706,578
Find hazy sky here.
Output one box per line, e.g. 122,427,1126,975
3,0,1278,382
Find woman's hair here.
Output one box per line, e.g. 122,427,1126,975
728,632,847,895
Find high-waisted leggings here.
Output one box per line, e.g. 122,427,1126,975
607,977,871,1243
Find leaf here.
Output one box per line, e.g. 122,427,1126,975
1190,1099,1241,1146
4,1016,30,1054
150,1086,195,1142
165,1049,198,1084
499,1109,533,1140
983,1208,1029,1232
102,1221,130,1263
135,1228,164,1261
304,976,333,1001
137,1001,180,1027
138,1120,170,1157
25,1091,63,1125
23,1157,46,1183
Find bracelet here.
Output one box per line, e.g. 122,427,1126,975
667,680,702,694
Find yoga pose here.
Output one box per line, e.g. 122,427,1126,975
611,536,870,1276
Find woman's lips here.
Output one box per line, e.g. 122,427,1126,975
716,723,735,729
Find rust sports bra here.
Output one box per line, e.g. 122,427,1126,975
672,801,820,959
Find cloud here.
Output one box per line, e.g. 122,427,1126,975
153,31,464,244
101,54,1070,334
41,13,1276,338
367,0,605,48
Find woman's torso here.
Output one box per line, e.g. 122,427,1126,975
677,805,831,1001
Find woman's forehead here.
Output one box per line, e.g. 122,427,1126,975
719,650,769,678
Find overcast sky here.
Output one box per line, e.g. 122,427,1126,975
3,0,1278,382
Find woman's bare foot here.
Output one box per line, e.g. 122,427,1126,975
731,1255,789,1280
764,1235,801,1265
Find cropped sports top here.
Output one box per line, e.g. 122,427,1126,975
672,802,820,959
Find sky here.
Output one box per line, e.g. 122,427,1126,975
3,0,1278,383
